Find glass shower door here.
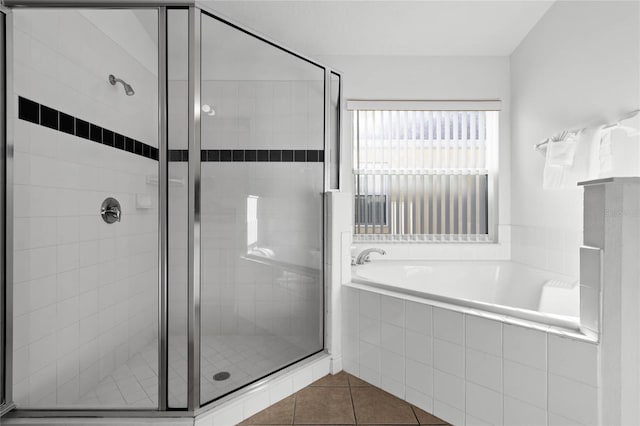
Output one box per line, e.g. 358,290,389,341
198,12,325,404
11,8,159,409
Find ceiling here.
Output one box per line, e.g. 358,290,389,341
199,1,556,57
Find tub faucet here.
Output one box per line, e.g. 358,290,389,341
355,248,386,265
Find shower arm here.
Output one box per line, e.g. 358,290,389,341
108,74,135,96
109,74,125,86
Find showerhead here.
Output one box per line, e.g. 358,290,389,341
122,83,135,96
109,74,135,96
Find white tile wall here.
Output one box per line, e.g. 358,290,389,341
548,373,598,425
466,382,502,425
381,322,405,355
327,191,353,373
434,369,465,411
465,349,502,392
406,329,432,364
433,307,464,345
504,395,548,426
548,334,598,387
13,10,159,408
200,80,324,151
405,358,433,397
360,315,380,346
342,285,601,425
434,399,465,426
503,360,546,410
406,300,432,335
465,315,502,356
198,161,324,358
381,296,405,327
579,246,602,336
503,324,547,371
13,9,158,146
511,224,581,278
352,224,511,262
434,339,464,378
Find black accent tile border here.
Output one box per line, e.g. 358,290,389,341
18,96,323,165
40,105,58,130
18,97,39,124
60,112,74,135
18,96,158,161
76,119,90,139
168,149,326,163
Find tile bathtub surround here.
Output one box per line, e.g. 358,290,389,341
511,224,582,278
240,371,451,425
18,96,159,161
342,285,601,426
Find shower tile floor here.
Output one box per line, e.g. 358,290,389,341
241,371,452,425
71,334,312,408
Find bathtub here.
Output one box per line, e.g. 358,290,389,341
351,260,580,331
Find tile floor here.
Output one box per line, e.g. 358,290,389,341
64,334,313,408
241,371,451,425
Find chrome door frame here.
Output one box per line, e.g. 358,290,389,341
186,5,201,412
2,0,343,418
0,5,15,418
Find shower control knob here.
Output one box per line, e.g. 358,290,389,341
101,197,122,224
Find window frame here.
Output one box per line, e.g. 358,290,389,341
348,100,501,243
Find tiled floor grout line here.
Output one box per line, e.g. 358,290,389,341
291,391,298,425
347,382,358,424
346,384,357,426
410,405,421,424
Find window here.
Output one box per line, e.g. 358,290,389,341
349,100,500,242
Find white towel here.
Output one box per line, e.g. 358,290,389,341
596,112,640,178
617,110,640,136
542,130,584,189
599,131,613,174
543,163,565,189
547,133,578,167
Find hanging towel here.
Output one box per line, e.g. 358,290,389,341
542,130,583,189
599,130,613,174
547,131,579,166
597,111,640,177
616,110,640,136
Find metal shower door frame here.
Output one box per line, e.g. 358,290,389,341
0,6,14,418
0,0,342,418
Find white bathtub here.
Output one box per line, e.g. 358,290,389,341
351,260,580,330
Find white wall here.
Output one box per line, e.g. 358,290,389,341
13,9,159,147
317,55,512,260
510,0,640,278
12,9,159,407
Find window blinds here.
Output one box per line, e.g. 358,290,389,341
353,109,496,242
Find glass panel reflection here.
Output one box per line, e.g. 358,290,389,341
199,13,325,405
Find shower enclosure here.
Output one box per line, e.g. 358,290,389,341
0,1,341,417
